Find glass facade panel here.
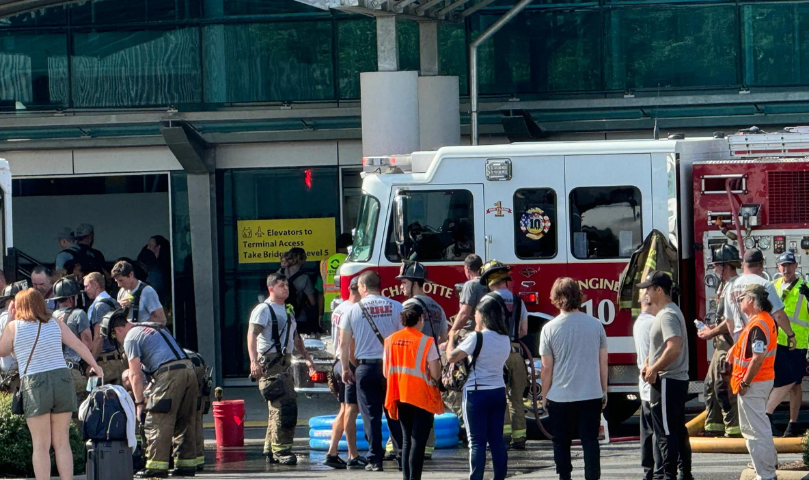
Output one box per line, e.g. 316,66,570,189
472,10,602,95
222,0,322,16
72,27,201,107
203,21,334,103
605,6,739,91
398,19,420,71
742,4,809,87
218,167,340,378
170,172,197,350
439,22,468,94
337,18,376,99
70,0,202,25
0,32,68,108
0,6,67,28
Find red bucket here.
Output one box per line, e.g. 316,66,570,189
213,400,245,448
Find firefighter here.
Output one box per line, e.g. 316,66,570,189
101,309,199,478
183,349,212,470
0,281,26,394
52,276,93,405
396,261,449,460
479,260,529,450
698,244,742,437
84,272,125,385
246,273,315,466
765,252,809,437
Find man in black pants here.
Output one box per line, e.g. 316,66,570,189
638,272,693,480
340,271,404,471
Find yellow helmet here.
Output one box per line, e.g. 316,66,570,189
479,260,511,287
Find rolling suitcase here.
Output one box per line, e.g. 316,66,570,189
86,439,133,480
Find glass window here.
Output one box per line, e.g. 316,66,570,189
385,190,474,263
569,186,642,259
0,32,69,108
341,168,363,232
398,19,420,71
605,6,739,91
70,0,202,24
203,21,334,103
71,27,201,107
222,0,322,16
349,194,380,263
471,10,602,95
514,188,557,259
0,5,67,28
439,22,468,94
337,18,376,100
741,5,809,87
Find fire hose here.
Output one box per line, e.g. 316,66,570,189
519,340,554,440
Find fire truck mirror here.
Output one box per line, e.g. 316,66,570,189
393,194,408,249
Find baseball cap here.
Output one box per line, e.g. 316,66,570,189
349,276,360,290
636,271,674,290
74,223,94,237
743,248,764,264
778,252,797,265
56,227,74,241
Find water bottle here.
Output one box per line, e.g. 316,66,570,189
694,320,707,332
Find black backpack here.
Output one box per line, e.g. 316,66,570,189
286,271,315,322
82,385,128,441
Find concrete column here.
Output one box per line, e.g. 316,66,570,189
186,170,222,385
419,21,439,76
377,16,399,72
418,76,460,151
361,71,420,156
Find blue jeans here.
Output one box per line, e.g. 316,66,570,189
463,387,507,480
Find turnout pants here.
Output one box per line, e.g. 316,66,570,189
650,378,692,480
0,369,20,395
96,351,127,386
259,353,297,455
738,380,778,480
505,345,528,442
356,361,402,465
704,338,739,436
144,359,199,472
67,362,87,406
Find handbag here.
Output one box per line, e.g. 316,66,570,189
441,331,482,392
12,321,42,415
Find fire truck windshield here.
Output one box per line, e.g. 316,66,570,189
348,194,380,263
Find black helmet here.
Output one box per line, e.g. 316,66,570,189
99,308,128,349
0,280,27,304
51,277,81,301
479,260,511,287
710,244,741,268
395,261,429,282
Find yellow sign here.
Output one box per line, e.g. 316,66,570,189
237,218,336,264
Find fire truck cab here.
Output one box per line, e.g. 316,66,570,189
338,133,809,424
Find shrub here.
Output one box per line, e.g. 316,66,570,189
0,393,85,477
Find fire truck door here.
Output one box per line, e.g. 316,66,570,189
565,154,653,359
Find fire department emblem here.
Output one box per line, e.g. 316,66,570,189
520,208,551,240
520,268,537,278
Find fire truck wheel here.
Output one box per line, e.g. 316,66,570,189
603,393,641,427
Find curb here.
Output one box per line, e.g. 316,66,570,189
740,468,809,480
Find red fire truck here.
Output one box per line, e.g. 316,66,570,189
335,130,809,424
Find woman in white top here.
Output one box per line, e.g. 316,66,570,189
447,295,511,480
0,288,103,480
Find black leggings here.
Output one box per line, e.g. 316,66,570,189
398,402,434,480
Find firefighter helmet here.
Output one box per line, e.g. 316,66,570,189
479,260,511,287
51,276,81,301
710,244,741,268
0,280,27,304
395,261,429,282
99,308,128,349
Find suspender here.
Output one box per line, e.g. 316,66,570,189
359,302,386,345
130,283,146,321
259,303,292,370
470,331,483,391
131,324,187,373
412,297,443,364
780,278,800,301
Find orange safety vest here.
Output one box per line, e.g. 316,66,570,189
384,327,444,420
729,311,777,394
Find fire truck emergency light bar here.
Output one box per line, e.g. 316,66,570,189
363,155,412,173
729,133,809,157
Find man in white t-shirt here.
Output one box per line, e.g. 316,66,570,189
480,260,529,449
112,261,166,324
340,271,403,471
247,273,314,466
324,276,366,470
634,295,660,480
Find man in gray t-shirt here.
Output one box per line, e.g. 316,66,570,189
112,260,166,324
123,323,185,374
404,295,447,343
647,304,689,381
451,255,488,333
52,276,93,403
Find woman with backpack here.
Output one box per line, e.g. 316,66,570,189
0,288,103,480
447,295,511,480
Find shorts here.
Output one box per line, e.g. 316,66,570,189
773,344,807,388
21,368,77,418
333,360,358,405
